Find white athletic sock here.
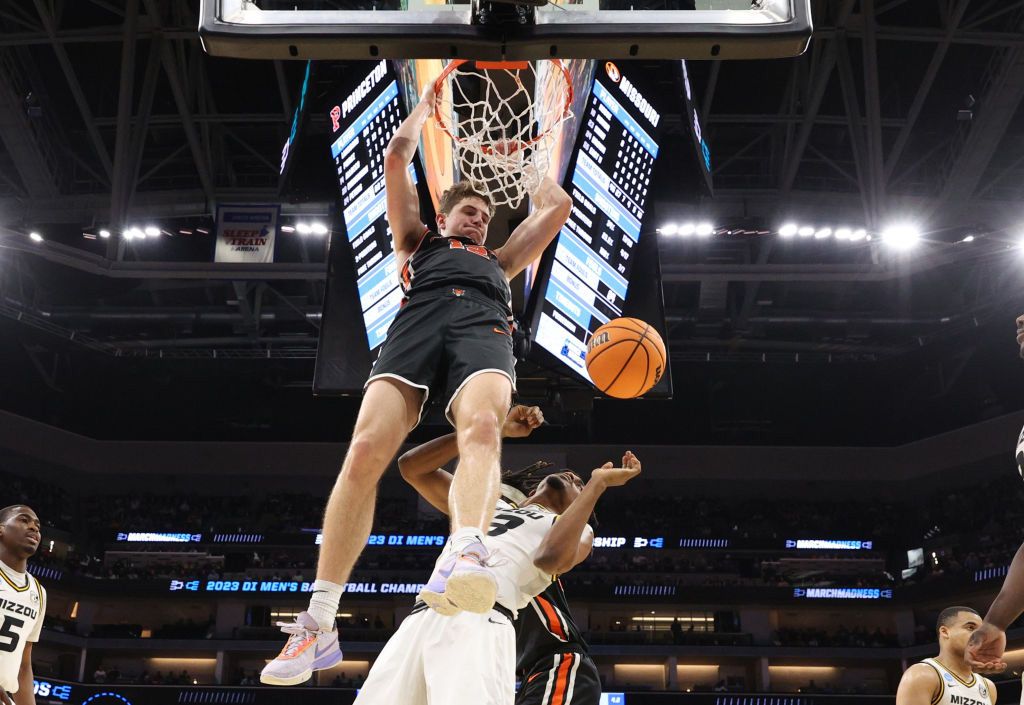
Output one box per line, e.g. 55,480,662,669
307,579,344,631
449,527,488,558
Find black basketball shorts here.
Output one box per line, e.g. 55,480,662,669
366,287,516,426
517,652,602,705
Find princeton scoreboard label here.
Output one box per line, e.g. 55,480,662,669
214,204,279,263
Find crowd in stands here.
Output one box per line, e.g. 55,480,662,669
771,626,900,648
12,468,1024,596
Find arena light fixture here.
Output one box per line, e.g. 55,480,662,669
196,227,210,235
814,227,832,240
695,222,713,237
679,222,696,237
29,231,43,243
834,227,851,240
961,234,975,243
296,222,312,235
280,225,296,233
881,223,921,250
659,223,679,236
849,228,867,242
778,223,798,237
798,225,814,237
144,225,160,237
99,229,111,239
311,222,329,236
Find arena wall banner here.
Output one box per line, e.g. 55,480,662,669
213,204,279,263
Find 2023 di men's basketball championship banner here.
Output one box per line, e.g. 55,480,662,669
214,204,280,263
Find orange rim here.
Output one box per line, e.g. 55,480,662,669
432,59,574,148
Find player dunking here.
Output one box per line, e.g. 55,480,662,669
348,407,640,705
262,83,572,685
0,505,46,705
898,607,996,705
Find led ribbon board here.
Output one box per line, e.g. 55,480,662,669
329,60,417,350
532,61,661,380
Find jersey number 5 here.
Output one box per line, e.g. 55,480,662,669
0,615,24,653
488,513,526,537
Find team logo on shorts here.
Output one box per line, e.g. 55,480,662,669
605,62,621,83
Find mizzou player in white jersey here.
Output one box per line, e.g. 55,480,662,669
898,607,996,705
0,505,46,705
351,406,641,705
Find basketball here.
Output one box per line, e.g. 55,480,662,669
585,317,666,399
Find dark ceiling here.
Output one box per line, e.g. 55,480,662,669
2,0,1024,446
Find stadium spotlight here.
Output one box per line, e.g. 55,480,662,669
311,222,329,236
849,229,867,242
798,226,815,237
814,227,832,240
29,231,43,243
144,225,160,237
778,223,798,237
881,223,921,250
124,227,143,241
679,222,696,237
280,225,296,233
834,228,851,240
659,223,679,236
296,222,312,235
695,222,714,237
99,229,111,239
960,234,975,243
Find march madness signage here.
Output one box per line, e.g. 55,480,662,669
214,204,279,263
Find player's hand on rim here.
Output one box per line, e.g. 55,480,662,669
965,622,1008,674
591,451,641,488
503,405,544,438
419,81,437,108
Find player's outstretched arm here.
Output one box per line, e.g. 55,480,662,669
895,664,939,705
13,642,35,705
495,176,572,280
534,451,641,576
384,83,434,254
399,405,544,515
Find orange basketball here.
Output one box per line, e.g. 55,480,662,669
585,317,666,399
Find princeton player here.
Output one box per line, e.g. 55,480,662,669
262,83,572,685
0,505,46,705
348,411,640,705
898,607,996,705
515,577,600,705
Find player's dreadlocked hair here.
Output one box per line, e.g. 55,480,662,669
500,462,599,528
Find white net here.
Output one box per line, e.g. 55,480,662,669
433,60,573,209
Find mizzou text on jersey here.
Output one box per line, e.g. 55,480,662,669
0,568,45,695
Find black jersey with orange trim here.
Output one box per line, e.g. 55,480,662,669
515,578,589,672
401,231,512,319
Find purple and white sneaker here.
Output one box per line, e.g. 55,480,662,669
418,541,499,616
260,611,342,686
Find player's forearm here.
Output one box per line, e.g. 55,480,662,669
385,98,433,165
13,666,35,705
986,542,1024,629
534,479,604,571
398,433,459,477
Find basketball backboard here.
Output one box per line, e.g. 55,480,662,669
200,0,811,61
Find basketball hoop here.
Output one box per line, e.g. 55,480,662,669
432,59,574,209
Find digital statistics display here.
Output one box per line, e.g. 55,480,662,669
329,59,416,351
531,61,662,382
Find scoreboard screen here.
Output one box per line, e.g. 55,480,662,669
328,59,416,351
315,61,431,395
529,61,667,388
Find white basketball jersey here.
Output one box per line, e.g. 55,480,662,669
0,568,45,693
920,658,993,705
428,499,562,619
